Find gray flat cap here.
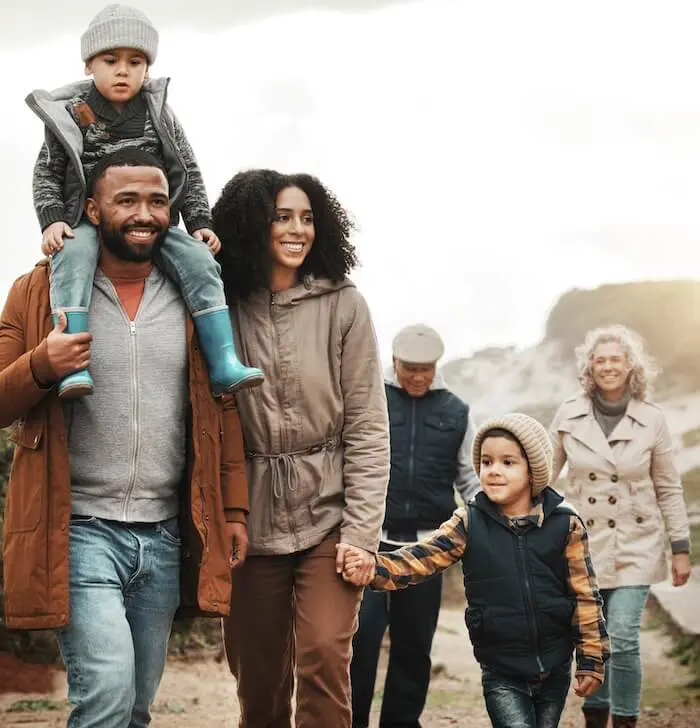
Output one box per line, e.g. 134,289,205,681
392,324,445,364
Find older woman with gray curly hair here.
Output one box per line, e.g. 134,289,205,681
549,324,691,728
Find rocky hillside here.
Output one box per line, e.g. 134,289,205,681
442,279,700,420
441,279,700,518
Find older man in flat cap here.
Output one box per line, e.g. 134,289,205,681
350,324,480,728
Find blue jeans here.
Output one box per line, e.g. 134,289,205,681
56,515,181,728
583,585,649,718
50,219,226,315
481,660,572,728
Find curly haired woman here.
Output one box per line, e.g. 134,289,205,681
549,325,692,728
212,169,390,728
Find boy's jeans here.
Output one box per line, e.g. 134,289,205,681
583,585,650,718
481,660,571,728
50,219,226,314
56,515,181,728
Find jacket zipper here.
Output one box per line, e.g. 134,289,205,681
121,318,141,520
103,279,145,521
405,398,417,518
516,533,545,674
270,293,298,547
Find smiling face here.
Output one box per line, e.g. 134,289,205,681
269,186,315,290
479,435,532,518
393,359,436,397
86,164,170,263
591,340,631,401
86,48,148,110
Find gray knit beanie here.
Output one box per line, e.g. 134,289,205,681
471,413,553,497
81,4,159,64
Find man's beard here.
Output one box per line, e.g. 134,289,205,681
99,219,167,263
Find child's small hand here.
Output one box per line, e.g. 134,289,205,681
336,543,376,586
344,560,376,587
41,222,74,256
193,228,221,255
574,675,601,697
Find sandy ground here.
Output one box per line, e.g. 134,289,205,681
1,607,698,727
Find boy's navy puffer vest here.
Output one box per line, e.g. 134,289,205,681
462,487,578,678
384,384,468,532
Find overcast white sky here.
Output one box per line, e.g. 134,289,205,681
2,0,700,363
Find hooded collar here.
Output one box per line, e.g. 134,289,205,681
472,487,564,531
245,275,355,307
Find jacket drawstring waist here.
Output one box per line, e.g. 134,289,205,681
246,438,342,528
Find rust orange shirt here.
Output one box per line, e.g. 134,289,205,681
99,259,153,320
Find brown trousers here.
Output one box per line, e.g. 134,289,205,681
223,530,363,728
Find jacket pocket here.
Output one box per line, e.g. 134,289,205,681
465,606,485,646
389,412,406,432
628,480,661,524
424,414,458,433
11,418,45,450
539,598,576,632
5,421,45,534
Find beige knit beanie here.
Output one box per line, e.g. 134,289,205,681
81,4,159,64
471,413,553,497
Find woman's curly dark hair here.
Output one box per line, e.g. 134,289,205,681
212,169,359,300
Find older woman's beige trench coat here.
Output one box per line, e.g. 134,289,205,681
550,394,690,590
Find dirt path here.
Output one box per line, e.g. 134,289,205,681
1,607,698,727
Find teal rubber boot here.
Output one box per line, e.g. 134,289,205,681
194,308,264,394
54,310,94,400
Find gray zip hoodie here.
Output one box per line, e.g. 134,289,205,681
66,266,189,521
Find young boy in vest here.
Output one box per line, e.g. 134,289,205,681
27,3,263,399
342,413,610,728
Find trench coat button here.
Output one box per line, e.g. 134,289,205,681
611,474,619,483
636,516,643,524
586,518,595,527
608,495,617,505
589,473,597,481
588,496,596,504
608,519,616,528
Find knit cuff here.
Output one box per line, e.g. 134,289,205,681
575,659,605,683
184,216,213,236
671,539,690,555
38,205,67,232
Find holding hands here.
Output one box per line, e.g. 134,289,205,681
574,675,602,698
336,543,376,586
